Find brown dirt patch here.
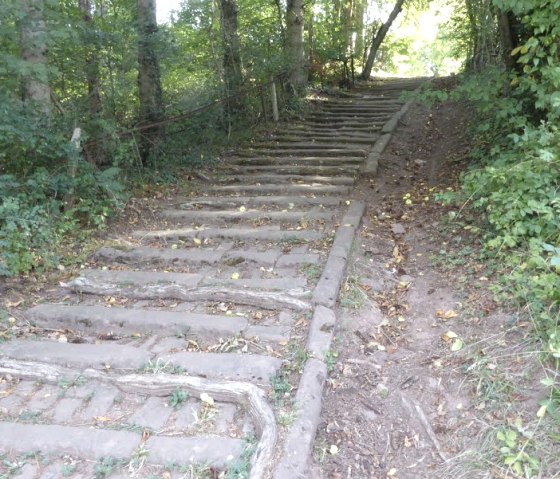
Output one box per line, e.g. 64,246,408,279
311,95,553,479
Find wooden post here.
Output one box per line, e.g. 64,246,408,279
260,85,267,123
66,127,82,209
270,77,279,122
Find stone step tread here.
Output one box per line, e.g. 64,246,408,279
161,207,335,221
67,268,313,311
234,148,367,157
156,351,282,382
216,174,355,185
208,184,350,194
247,141,368,149
0,339,150,370
72,268,309,291
1,422,243,468
226,165,359,174
133,226,323,241
26,304,249,337
93,245,320,268
171,195,343,208
227,156,364,166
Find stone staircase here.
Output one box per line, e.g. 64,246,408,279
0,78,424,479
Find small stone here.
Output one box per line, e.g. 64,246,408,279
391,223,406,235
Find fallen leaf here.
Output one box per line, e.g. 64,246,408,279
171,244,178,250
387,468,397,476
200,393,215,406
231,272,240,280
451,338,464,351
537,404,547,418
94,416,111,423
436,309,459,320
329,444,339,455
442,331,458,342
193,238,202,246
239,206,246,212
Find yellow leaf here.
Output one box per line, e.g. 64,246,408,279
537,404,547,418
94,416,111,423
239,206,247,212
436,309,459,320
442,331,458,342
171,244,178,250
520,45,528,54
231,272,240,280
193,238,202,246
451,338,464,351
511,46,521,56
200,393,215,406
329,444,339,455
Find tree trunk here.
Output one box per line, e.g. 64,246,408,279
79,0,105,166
360,0,405,80
20,0,51,124
218,0,244,120
137,0,164,167
286,0,307,92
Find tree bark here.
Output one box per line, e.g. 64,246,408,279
20,0,52,124
218,0,244,120
137,0,164,167
79,0,106,166
286,0,307,92
360,0,405,80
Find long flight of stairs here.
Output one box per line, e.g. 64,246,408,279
0,78,424,479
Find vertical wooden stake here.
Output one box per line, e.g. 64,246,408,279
271,77,279,122
66,127,82,209
260,85,267,123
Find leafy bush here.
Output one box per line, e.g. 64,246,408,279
0,166,124,276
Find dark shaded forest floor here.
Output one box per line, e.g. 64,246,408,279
310,98,558,479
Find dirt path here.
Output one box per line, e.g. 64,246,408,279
1,78,425,479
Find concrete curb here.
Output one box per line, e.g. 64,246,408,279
272,358,327,479
364,84,424,177
312,201,366,308
273,201,366,478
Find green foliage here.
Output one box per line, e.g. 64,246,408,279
169,388,189,409
0,165,123,276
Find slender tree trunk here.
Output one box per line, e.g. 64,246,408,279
218,0,244,119
360,0,405,80
286,0,307,92
497,11,516,71
20,0,51,124
137,0,164,167
354,0,366,65
79,0,105,166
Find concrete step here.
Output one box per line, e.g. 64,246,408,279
227,156,364,166
226,164,360,175
161,207,335,222
207,183,351,196
234,147,367,157
216,174,355,186
170,195,343,209
26,303,249,337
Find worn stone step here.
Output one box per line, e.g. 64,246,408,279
26,304,249,337
226,165,359,175
207,183,351,196
171,195,343,209
66,268,313,310
299,120,387,129
227,156,363,166
161,207,335,222
134,225,322,242
305,114,391,123
156,351,282,383
1,422,243,469
235,147,367,157
0,339,150,370
216,174,355,186
93,245,227,266
320,104,401,112
248,141,366,150
268,133,377,144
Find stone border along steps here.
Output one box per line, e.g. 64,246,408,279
0,77,425,479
